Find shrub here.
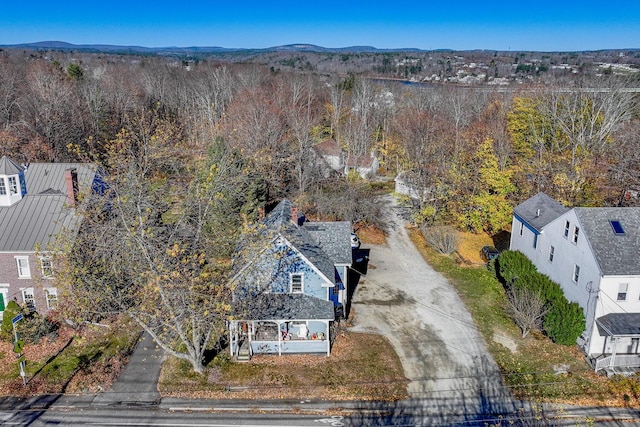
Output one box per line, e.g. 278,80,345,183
0,300,23,341
497,249,586,346
543,300,585,345
497,250,537,284
22,314,60,344
421,225,460,254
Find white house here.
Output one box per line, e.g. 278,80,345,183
510,192,640,373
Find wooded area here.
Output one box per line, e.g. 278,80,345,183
1,49,637,370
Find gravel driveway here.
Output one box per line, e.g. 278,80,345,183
348,196,514,416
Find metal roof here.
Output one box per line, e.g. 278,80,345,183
0,156,24,175
0,161,96,252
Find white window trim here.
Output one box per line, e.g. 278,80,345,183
15,256,31,278
572,226,580,244
573,264,580,283
549,246,554,263
44,288,58,309
40,256,54,278
290,273,304,293
617,283,628,301
21,287,35,308
8,176,18,195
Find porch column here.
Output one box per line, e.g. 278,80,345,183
278,321,283,356
610,336,617,369
326,321,330,356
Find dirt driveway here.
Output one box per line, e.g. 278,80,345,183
348,196,514,415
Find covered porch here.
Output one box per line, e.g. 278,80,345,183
229,293,335,360
593,313,640,375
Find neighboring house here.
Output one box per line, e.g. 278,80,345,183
228,199,353,359
395,171,432,201
314,138,379,179
510,192,640,373
0,156,98,320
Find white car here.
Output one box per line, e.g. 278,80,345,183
351,232,361,249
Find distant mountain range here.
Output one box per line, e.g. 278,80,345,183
0,41,436,55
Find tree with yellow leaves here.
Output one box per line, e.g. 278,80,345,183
54,111,262,373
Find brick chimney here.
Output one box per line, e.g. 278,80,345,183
291,206,299,226
65,168,78,208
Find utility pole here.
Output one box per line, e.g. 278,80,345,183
12,313,26,386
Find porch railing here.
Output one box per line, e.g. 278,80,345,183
595,354,640,371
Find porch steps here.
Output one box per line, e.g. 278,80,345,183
236,341,251,362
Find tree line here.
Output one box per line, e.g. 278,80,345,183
0,50,637,371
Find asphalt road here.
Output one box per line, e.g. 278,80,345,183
348,195,516,418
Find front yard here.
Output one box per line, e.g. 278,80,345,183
0,317,139,396
159,329,408,401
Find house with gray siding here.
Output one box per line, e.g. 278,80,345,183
0,156,97,319
510,192,640,373
228,199,353,359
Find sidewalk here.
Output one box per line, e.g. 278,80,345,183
91,331,164,406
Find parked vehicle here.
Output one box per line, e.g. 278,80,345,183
480,246,500,264
351,232,361,249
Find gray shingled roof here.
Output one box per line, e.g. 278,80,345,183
574,207,640,276
302,221,352,265
233,293,335,320
597,313,640,336
513,192,569,232
231,199,348,285
0,161,96,252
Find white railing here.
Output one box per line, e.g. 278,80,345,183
595,354,640,371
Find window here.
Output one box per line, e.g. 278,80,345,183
549,246,555,263
533,234,538,249
0,178,5,195
572,226,580,244
332,285,340,296
8,176,17,195
290,273,303,293
610,220,625,235
40,257,54,278
564,220,570,238
519,222,524,236
21,288,35,309
573,265,580,283
16,257,31,278
44,288,58,309
617,283,628,301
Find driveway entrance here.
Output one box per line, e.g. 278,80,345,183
348,196,514,416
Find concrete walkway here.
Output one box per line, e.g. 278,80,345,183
92,331,164,406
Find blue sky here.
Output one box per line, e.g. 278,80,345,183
1,1,638,51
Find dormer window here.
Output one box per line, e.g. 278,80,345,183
8,176,17,195
0,156,26,206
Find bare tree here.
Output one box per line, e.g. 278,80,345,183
506,286,547,339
